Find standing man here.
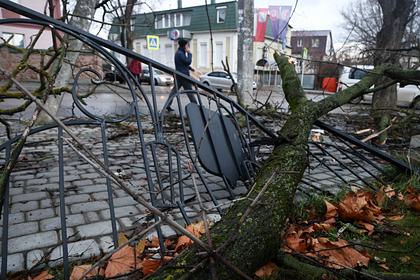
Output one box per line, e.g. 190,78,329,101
166,38,197,112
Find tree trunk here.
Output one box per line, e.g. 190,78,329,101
37,0,98,123
237,0,254,107
122,0,137,65
147,53,398,279
372,0,414,143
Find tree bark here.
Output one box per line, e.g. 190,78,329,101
146,54,404,279
372,0,415,144
37,0,98,123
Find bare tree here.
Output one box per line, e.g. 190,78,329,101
37,0,99,123
341,0,418,144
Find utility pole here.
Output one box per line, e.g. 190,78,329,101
237,0,254,107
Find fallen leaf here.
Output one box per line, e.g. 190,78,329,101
186,221,206,238
118,233,129,246
404,187,420,212
136,239,147,255
324,201,337,219
337,190,383,224
174,235,193,252
149,235,160,248
70,265,103,280
387,214,404,221
357,221,375,235
105,246,137,278
313,222,333,232
309,238,370,269
142,258,161,276
30,271,54,280
255,262,279,278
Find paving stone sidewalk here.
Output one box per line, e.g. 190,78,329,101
0,119,383,274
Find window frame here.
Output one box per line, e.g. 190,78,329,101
311,38,320,48
216,6,227,24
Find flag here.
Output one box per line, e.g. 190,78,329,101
254,8,268,42
269,5,292,48
279,6,292,49
268,6,281,40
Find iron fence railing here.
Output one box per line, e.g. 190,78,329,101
0,1,418,279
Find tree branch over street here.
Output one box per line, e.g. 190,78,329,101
145,53,420,279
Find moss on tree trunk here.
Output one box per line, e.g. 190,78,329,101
147,53,420,279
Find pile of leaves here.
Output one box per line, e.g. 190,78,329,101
282,186,419,270
254,184,420,278
27,222,206,280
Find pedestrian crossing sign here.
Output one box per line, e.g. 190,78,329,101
147,35,159,50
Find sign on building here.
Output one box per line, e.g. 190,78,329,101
146,35,159,50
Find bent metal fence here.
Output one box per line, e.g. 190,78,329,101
0,1,417,279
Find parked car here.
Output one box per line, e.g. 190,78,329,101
140,69,174,86
103,71,125,84
199,71,257,92
337,65,420,107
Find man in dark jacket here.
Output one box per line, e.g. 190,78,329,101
166,38,197,111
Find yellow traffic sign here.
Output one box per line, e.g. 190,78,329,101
147,35,159,50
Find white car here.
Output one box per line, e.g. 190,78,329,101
337,65,420,107
140,69,174,86
199,71,257,92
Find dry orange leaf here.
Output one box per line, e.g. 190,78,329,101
255,262,279,278
136,239,147,255
324,200,338,219
142,258,161,276
387,214,405,221
313,222,333,232
337,190,383,223
30,271,54,280
309,238,370,269
118,233,129,246
174,235,193,252
404,187,420,212
105,246,137,278
70,265,103,280
149,235,160,248
357,221,374,234
186,221,205,238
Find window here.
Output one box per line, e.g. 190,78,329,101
2,32,24,47
199,42,208,67
135,41,141,53
215,41,223,68
174,13,182,27
216,6,226,23
130,19,135,31
349,68,368,80
165,14,172,28
297,39,303,47
155,14,164,29
183,13,192,26
311,38,319,48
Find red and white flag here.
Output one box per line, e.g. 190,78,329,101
254,8,268,42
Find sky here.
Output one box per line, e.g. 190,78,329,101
155,0,354,45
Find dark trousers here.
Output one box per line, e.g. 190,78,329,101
167,77,197,108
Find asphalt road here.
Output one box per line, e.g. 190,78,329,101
0,82,373,121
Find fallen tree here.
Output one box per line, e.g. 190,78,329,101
147,53,420,279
